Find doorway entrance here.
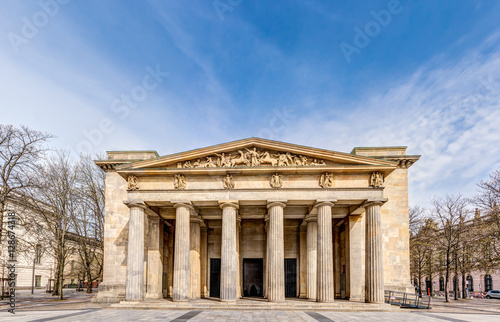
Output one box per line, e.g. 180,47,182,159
243,258,263,297
284,258,297,297
210,258,221,298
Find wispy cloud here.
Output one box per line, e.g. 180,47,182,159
280,32,500,207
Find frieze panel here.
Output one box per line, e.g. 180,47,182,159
175,147,327,169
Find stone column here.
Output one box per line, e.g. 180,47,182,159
334,225,341,298
365,201,384,303
305,214,317,300
145,216,163,299
172,203,192,301
316,201,335,302
236,217,242,299
190,215,202,299
264,215,269,299
200,226,208,297
167,226,174,298
267,201,286,302
299,223,307,298
219,201,238,301
348,215,363,301
125,202,146,301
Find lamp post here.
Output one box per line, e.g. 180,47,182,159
31,256,35,294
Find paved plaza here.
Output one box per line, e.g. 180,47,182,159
1,309,500,322
1,290,499,321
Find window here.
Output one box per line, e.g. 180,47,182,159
439,277,445,291
485,275,493,292
466,275,473,292
70,260,75,274
35,275,41,287
35,244,42,264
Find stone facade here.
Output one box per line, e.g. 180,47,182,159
93,138,419,303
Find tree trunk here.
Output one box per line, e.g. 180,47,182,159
462,273,466,299
86,269,92,294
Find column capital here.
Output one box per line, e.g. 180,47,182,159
305,214,317,222
173,202,194,211
124,200,147,210
267,200,287,209
190,214,203,224
362,199,388,209
313,200,336,209
219,200,239,210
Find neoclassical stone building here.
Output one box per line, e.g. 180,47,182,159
93,138,419,303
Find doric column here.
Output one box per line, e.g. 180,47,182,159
299,223,307,298
365,201,385,303
348,215,363,301
334,225,341,298
200,226,208,297
264,215,269,299
267,201,286,302
190,214,202,299
316,201,335,302
305,214,317,300
236,217,242,299
125,202,146,301
145,215,164,299
172,203,192,301
167,226,174,298
219,201,239,301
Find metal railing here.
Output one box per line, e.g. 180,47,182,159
385,290,432,309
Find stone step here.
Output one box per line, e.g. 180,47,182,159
109,300,400,311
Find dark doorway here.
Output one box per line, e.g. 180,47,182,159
243,258,263,297
285,258,297,298
210,258,221,298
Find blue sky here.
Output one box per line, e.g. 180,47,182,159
1,0,500,208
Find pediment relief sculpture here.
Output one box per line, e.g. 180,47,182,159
370,172,384,188
319,173,334,188
127,175,139,190
175,147,327,169
174,174,186,190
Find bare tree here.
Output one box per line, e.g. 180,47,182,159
409,206,429,296
430,195,469,302
23,151,78,300
69,155,105,293
0,125,53,249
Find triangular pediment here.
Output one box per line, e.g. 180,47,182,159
115,138,398,170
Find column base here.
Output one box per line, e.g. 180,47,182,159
365,300,384,304
145,292,163,299
91,282,125,303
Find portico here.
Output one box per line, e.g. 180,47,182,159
93,138,419,304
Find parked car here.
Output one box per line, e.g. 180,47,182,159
485,290,500,299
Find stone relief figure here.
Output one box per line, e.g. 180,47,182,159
370,172,384,188
223,174,235,189
174,174,186,190
319,173,334,188
205,157,217,168
232,150,251,167
215,153,232,167
270,173,283,189
245,147,261,166
127,175,139,190
193,159,202,167
259,151,278,166
183,161,192,168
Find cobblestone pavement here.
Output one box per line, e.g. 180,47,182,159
1,309,500,321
